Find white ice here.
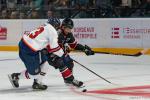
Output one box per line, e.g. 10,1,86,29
0,51,150,100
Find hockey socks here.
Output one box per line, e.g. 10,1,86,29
60,67,73,80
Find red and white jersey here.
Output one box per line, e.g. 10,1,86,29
22,23,63,56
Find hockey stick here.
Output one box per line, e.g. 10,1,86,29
94,51,138,56
94,49,149,56
73,59,112,84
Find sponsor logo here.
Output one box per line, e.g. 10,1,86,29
123,27,141,39
112,27,150,39
111,27,120,38
0,26,7,40
73,27,97,39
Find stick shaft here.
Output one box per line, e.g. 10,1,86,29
73,59,112,83
94,51,136,56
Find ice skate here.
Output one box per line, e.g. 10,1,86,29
32,79,48,90
65,79,85,88
8,73,20,88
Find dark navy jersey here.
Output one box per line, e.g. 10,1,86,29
58,29,85,52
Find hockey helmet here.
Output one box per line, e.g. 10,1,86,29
47,17,61,29
62,18,74,29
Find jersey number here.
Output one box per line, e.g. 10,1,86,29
29,27,44,39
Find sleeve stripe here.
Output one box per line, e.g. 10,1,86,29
68,40,77,44
68,41,77,49
47,45,61,53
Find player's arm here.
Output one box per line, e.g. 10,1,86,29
67,33,94,56
46,28,64,56
41,30,65,69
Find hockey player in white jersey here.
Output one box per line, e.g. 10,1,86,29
8,17,83,90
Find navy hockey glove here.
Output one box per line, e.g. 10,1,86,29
84,45,95,56
41,49,63,69
41,48,48,55
47,53,65,69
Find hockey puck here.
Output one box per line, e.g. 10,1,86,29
82,89,87,92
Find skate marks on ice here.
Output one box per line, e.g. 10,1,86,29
0,84,71,94
1,73,150,100
0,86,33,94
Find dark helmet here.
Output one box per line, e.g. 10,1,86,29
47,17,61,29
62,18,74,29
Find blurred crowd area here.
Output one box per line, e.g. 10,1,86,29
0,0,150,19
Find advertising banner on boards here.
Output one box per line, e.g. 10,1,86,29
0,19,150,48
0,20,22,45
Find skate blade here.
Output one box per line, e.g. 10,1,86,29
65,83,85,88
69,84,87,92
8,75,17,88
32,89,46,91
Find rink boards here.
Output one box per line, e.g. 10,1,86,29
0,18,150,54
0,46,150,55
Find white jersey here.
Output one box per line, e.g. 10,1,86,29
22,23,63,56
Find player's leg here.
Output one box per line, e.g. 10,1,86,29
8,47,25,88
47,53,84,88
8,52,46,90
62,54,74,72
62,54,75,83
8,43,47,90
32,61,48,90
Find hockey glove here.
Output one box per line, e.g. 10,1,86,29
133,52,142,57
84,45,95,56
41,48,49,55
41,49,61,69
63,44,71,54
47,53,63,69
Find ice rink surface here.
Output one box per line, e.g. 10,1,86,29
0,51,150,100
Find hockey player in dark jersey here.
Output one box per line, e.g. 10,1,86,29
58,18,94,56
56,18,95,85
